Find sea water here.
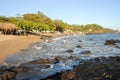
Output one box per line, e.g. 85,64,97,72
5,34,120,79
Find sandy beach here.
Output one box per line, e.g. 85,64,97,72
0,35,42,64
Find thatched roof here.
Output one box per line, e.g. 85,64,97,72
0,22,17,31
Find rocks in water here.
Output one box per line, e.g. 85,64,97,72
0,66,29,80
68,56,78,60
89,38,93,41
28,59,54,64
105,39,120,45
61,56,120,80
0,71,16,80
11,66,29,73
43,56,120,80
68,56,74,59
54,56,64,63
65,50,73,53
62,71,76,80
76,45,82,48
79,40,82,42
80,50,91,54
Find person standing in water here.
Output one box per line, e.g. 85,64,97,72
63,38,66,43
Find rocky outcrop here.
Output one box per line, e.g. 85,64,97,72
27,59,54,64
43,56,120,80
105,39,120,45
0,66,29,80
0,71,16,80
11,66,29,73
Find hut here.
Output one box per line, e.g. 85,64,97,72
0,22,18,35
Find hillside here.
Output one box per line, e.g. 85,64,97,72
0,11,119,35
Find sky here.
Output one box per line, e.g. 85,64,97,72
0,0,120,30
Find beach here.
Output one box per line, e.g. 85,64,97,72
0,35,42,64
0,32,66,64
0,34,120,80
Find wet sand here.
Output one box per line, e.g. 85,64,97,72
0,35,42,64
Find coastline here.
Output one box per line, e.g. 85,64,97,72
0,32,69,64
0,34,120,80
0,35,42,64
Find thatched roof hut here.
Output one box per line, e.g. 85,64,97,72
0,22,18,34
0,22,17,31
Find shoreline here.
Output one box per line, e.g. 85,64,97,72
0,35,42,64
0,32,69,64
0,34,120,80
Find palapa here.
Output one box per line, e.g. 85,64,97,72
0,22,18,34
0,22,17,30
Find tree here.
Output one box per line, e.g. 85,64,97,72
54,19,65,32
0,16,9,22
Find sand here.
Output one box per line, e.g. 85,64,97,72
0,35,42,64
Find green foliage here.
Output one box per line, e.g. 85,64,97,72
16,20,51,31
54,19,66,32
0,11,118,34
0,16,9,22
23,11,56,31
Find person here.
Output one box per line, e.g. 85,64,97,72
63,38,66,43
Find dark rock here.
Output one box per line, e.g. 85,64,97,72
54,56,64,63
89,38,93,41
43,56,120,80
105,39,120,45
80,50,91,54
62,71,76,80
68,56,79,61
79,40,82,42
27,59,54,64
76,45,82,48
0,71,16,80
68,56,74,59
105,40,116,45
11,66,29,73
65,50,73,53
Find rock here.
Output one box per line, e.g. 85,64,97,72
76,45,82,48
54,56,64,63
11,66,29,73
68,56,78,61
62,71,76,80
79,40,82,42
43,56,120,80
105,39,120,45
65,50,73,53
105,40,116,45
0,71,16,80
68,56,74,59
80,50,91,54
89,38,93,41
28,59,54,64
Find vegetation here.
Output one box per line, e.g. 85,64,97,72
0,11,118,34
